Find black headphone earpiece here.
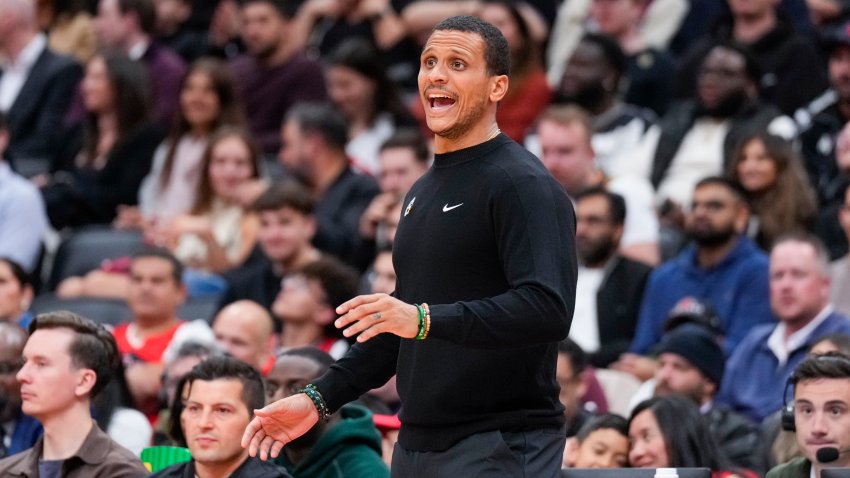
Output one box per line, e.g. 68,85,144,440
780,378,795,432
780,353,850,432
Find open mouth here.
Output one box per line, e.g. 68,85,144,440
428,93,456,112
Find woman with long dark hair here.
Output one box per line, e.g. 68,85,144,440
728,132,817,251
325,39,416,175
125,57,245,227
629,395,756,477
155,127,262,276
41,53,163,230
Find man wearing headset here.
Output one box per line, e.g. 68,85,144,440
767,352,850,478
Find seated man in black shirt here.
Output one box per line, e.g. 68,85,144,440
154,356,291,478
219,181,321,311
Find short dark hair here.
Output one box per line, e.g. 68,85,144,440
301,256,359,311
118,0,157,35
251,180,314,215
286,102,348,153
557,337,587,376
580,33,627,77
790,352,850,389
169,340,222,364
277,346,335,375
131,247,184,285
0,111,7,132
169,356,266,444
0,257,33,290
704,42,761,85
380,128,430,165
432,15,510,77
575,187,627,226
29,311,120,398
576,413,628,443
694,176,749,204
241,0,298,19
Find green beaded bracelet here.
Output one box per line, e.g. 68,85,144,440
299,383,330,422
415,304,426,339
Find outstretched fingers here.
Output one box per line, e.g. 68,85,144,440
259,435,277,461
246,424,266,457
270,440,286,459
336,293,383,315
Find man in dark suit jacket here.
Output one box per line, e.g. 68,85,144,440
572,187,652,367
0,0,82,173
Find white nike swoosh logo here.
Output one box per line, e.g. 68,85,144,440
442,203,464,212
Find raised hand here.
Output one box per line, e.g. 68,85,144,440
335,293,420,343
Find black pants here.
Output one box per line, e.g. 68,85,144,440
391,428,566,478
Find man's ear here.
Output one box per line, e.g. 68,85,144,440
563,437,579,467
489,75,509,103
75,369,97,398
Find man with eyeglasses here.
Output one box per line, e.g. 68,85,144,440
624,177,773,367
568,187,652,368
537,104,660,265
264,347,388,478
0,323,39,457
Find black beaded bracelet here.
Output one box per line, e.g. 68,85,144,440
299,383,330,422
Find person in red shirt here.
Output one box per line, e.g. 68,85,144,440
113,248,196,421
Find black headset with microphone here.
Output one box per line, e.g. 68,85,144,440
781,353,850,432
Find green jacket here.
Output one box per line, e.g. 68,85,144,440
276,404,389,478
766,456,811,478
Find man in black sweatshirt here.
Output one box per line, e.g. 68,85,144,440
243,15,577,477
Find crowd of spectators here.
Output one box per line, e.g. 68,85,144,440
4,0,850,476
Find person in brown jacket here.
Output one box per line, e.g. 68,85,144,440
0,311,147,477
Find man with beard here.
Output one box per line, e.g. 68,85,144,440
645,42,793,210
651,325,764,473
570,188,652,367
265,347,388,477
243,16,576,476
229,0,326,155
718,233,850,423
628,177,773,357
0,323,40,457
538,104,659,265
277,103,379,268
673,0,827,116
529,33,656,181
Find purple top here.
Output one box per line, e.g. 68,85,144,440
229,52,327,154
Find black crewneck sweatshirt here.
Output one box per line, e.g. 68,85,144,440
312,134,577,451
